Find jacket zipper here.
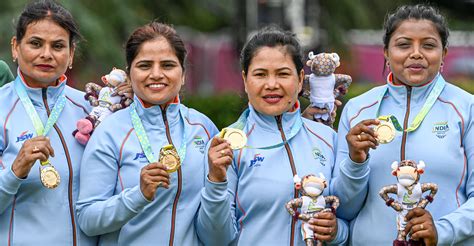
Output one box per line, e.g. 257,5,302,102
276,115,297,246
400,86,412,161
42,89,77,246
161,107,181,246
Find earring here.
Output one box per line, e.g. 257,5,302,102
13,57,17,63
68,65,73,70
440,62,444,73
386,61,390,67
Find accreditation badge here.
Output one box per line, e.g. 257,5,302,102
159,144,181,173
39,161,60,189
375,121,396,144
219,128,247,150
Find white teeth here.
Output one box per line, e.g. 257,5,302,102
149,84,165,88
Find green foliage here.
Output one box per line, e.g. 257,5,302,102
183,93,248,129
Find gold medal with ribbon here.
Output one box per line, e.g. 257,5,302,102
159,144,181,173
39,160,60,189
373,75,446,144
14,76,66,190
219,128,247,150
375,116,396,144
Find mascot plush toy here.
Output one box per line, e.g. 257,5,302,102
301,52,352,123
286,173,339,246
73,68,132,145
379,160,438,246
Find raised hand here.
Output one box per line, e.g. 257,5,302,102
12,136,55,178
140,162,170,201
346,119,380,163
207,136,233,182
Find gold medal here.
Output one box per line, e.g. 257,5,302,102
375,121,396,144
39,163,60,189
159,144,181,173
219,128,247,150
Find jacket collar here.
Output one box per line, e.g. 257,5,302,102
133,95,181,130
385,72,444,106
247,101,301,134
15,68,67,108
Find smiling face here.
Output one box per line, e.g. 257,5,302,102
243,45,303,116
130,37,184,106
385,19,447,86
12,18,74,87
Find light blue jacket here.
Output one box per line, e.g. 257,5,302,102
337,75,474,245
76,97,218,245
0,74,96,246
197,104,370,246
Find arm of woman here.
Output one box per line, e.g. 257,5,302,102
76,126,151,236
0,136,54,213
330,101,376,220
196,137,239,246
416,100,474,245
0,141,22,214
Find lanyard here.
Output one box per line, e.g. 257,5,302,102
129,102,188,163
375,74,445,133
230,108,303,150
14,77,66,137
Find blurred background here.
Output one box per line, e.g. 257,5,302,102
0,0,473,128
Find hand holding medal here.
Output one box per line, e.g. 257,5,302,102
140,162,170,201
207,136,234,182
11,136,58,188
346,119,380,163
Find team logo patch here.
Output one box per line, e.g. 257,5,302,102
193,136,206,154
16,131,34,143
249,154,265,168
312,147,327,166
133,152,148,163
432,121,449,139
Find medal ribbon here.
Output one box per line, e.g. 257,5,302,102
376,74,445,133
130,102,188,164
229,108,303,150
14,76,66,166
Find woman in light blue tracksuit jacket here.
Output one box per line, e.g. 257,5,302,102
76,21,218,245
196,27,369,246
0,1,98,245
337,5,473,245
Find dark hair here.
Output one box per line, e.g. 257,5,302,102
16,0,81,47
240,26,304,75
383,4,449,49
125,21,187,73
